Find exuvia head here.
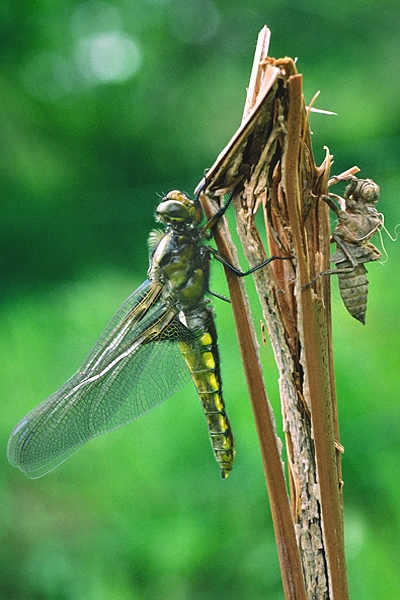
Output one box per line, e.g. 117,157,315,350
345,178,380,209
156,190,202,227
357,179,380,204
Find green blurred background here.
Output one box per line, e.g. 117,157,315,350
1,1,399,598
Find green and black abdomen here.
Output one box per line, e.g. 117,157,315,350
179,315,235,478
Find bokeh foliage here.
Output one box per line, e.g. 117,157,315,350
1,1,399,598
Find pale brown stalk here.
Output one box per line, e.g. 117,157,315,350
198,27,350,600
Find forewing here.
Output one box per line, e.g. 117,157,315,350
79,279,163,374
7,281,196,478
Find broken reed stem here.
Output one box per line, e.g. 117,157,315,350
286,76,349,600
198,27,350,600
199,191,307,600
231,70,348,599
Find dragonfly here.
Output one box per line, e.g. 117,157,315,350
8,189,288,479
309,177,382,324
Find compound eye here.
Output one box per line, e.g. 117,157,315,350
156,199,189,224
164,190,202,225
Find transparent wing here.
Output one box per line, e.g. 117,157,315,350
7,280,196,478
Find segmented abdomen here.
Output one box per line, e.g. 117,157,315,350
179,321,235,478
337,263,369,325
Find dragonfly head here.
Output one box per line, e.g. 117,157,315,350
156,190,202,227
345,178,380,210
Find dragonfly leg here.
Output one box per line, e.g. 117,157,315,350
304,234,359,288
304,264,358,289
201,190,236,234
208,246,291,277
208,290,231,303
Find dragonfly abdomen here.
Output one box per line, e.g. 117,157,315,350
336,262,369,325
179,319,235,479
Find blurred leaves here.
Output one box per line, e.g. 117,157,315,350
1,1,400,598
1,0,400,293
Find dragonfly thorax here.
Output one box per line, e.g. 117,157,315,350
150,226,210,314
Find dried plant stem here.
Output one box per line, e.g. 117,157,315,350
286,76,348,600
200,191,307,600
198,27,350,600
